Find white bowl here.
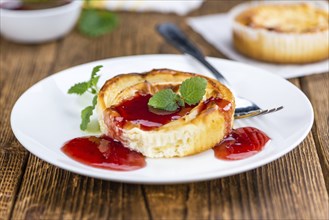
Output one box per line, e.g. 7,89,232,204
0,0,83,43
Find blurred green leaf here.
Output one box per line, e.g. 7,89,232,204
79,9,118,37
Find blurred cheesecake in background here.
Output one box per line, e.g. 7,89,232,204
230,1,329,64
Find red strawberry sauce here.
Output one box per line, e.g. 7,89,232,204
113,94,195,130
214,127,270,160
62,135,146,171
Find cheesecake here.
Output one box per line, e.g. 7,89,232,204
97,69,235,158
231,2,329,64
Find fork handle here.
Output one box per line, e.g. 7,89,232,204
156,22,231,87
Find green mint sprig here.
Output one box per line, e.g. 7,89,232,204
148,77,207,112
68,65,103,131
78,7,118,37
148,89,184,112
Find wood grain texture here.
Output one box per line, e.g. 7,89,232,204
301,73,329,190
0,151,27,219
1,0,329,219
0,40,58,219
10,156,150,219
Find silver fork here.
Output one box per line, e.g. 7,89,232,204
156,23,283,119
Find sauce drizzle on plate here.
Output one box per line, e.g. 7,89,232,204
62,135,146,171
214,127,270,160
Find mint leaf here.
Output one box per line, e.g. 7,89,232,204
68,65,103,131
79,9,117,37
180,77,207,105
91,65,103,76
80,95,98,131
91,76,100,89
163,102,179,112
68,82,89,95
148,89,180,111
147,77,207,112
90,65,103,83
176,95,185,107
80,106,94,131
92,95,97,107
90,65,102,91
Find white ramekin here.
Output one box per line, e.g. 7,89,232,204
0,0,83,43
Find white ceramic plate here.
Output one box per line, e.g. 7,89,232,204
11,55,313,184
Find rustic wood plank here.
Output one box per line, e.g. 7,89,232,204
52,12,183,74
142,184,189,219
185,182,210,219
0,38,58,220
300,73,329,190
0,150,27,219
11,155,150,219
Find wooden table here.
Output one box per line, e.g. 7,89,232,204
1,1,328,219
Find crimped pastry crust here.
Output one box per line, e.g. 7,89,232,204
97,69,235,158
230,2,329,64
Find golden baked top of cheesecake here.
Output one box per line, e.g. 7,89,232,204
235,3,329,33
